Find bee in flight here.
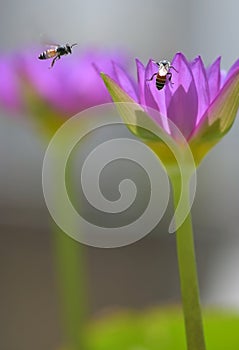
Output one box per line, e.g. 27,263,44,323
38,43,77,68
147,60,178,90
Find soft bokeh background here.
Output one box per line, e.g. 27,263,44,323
1,0,239,349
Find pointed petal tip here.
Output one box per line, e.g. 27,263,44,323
173,51,187,61
227,66,239,80
135,57,143,64
207,56,221,70
227,59,239,81
173,51,183,57
100,72,117,87
171,52,191,69
145,59,152,67
100,72,110,84
92,62,101,74
192,55,204,65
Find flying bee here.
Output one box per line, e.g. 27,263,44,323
38,43,77,68
147,60,178,90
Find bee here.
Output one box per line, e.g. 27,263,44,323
38,43,77,68
147,60,178,90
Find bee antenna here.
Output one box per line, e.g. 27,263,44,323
152,60,160,66
71,43,77,48
170,65,178,73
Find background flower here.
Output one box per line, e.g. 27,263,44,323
0,47,128,117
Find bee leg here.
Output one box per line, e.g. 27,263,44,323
49,55,60,69
167,72,174,87
146,73,157,82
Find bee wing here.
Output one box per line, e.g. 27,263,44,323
45,44,60,48
39,33,60,47
42,43,60,49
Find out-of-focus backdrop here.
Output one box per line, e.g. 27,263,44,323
0,1,239,349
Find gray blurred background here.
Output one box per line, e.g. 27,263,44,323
1,0,239,349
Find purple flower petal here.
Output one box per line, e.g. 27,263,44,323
144,60,159,112
206,57,221,103
0,57,22,112
145,60,168,116
220,70,227,88
135,59,169,132
224,58,239,82
147,60,171,132
191,56,210,124
190,67,239,140
112,62,138,102
166,53,198,139
208,67,239,128
135,58,146,105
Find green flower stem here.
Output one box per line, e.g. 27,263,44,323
170,171,206,350
52,155,87,350
53,227,87,350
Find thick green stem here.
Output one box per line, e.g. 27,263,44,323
53,227,87,350
170,172,206,350
52,155,87,350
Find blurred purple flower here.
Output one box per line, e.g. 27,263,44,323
0,47,129,116
0,56,23,113
101,53,239,165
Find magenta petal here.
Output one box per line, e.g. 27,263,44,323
144,60,160,112
147,60,170,132
137,59,169,130
225,58,239,81
206,57,221,103
191,56,210,123
166,53,198,139
146,60,168,118
112,62,138,102
190,67,239,141
220,70,227,88
0,58,22,112
135,58,146,105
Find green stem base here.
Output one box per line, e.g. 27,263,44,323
53,225,87,350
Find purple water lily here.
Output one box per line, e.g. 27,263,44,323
0,47,128,117
101,52,239,165
100,53,239,350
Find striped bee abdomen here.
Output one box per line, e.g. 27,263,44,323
38,52,47,60
156,74,166,90
38,49,57,60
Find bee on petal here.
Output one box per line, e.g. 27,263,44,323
147,60,178,90
38,43,77,68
